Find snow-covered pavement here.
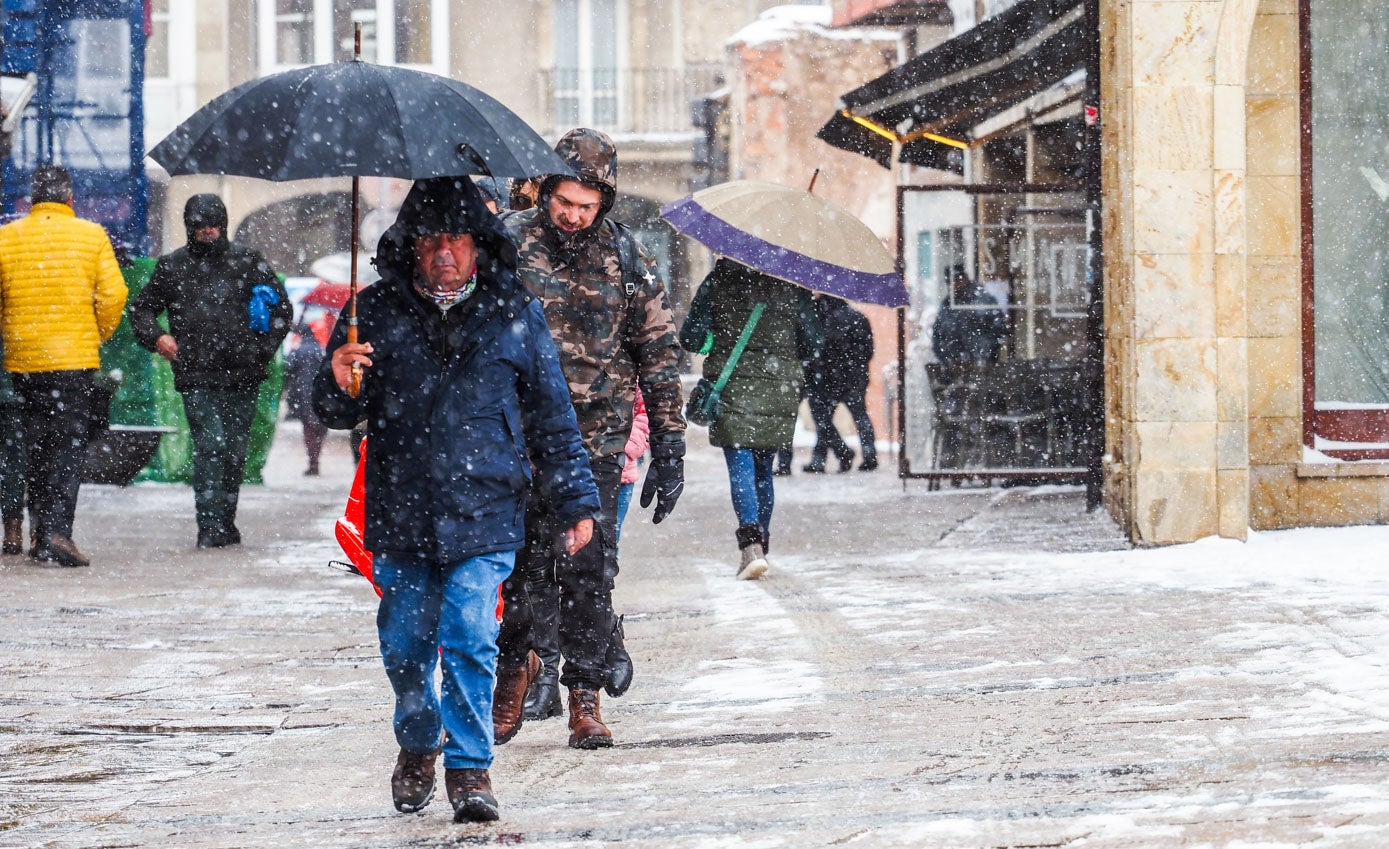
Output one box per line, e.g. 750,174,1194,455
2,422,1387,847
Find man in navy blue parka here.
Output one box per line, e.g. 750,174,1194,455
313,176,598,825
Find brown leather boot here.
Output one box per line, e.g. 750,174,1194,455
2,518,21,556
567,688,613,749
492,650,540,745
445,767,499,823
390,739,442,813
30,534,89,568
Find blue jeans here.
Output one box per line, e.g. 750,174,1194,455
374,550,515,770
723,447,776,533
615,482,634,544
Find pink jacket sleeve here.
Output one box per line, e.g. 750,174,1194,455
622,388,650,484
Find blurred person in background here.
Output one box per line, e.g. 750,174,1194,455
284,309,334,475
679,258,820,581
802,295,877,473
0,342,24,555
129,194,291,549
0,166,127,568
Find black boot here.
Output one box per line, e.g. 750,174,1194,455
522,665,563,721
604,614,633,697
836,447,856,473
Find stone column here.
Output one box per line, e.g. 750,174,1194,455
1103,0,1227,544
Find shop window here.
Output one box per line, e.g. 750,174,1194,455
1304,1,1389,457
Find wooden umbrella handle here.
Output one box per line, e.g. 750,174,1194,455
346,322,362,398
346,174,363,398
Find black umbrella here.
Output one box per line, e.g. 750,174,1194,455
149,34,567,395
148,60,566,181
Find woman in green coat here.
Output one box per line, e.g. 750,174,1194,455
679,259,820,579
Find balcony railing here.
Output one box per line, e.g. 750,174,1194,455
538,64,723,137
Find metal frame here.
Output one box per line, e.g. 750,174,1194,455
1,0,149,252
895,181,1097,485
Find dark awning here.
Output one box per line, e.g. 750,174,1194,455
817,0,1086,173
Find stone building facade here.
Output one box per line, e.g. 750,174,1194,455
1104,0,1388,543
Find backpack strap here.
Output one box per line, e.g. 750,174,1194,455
609,218,643,300
607,219,649,360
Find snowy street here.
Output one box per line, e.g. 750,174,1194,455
2,422,1388,848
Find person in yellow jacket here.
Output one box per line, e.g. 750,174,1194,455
0,166,127,568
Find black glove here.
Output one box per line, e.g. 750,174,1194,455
639,441,685,524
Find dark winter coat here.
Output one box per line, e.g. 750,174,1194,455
312,177,599,563
805,297,872,402
930,282,1006,367
283,330,324,421
679,260,820,450
128,195,291,391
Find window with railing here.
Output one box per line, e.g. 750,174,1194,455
552,0,621,129
541,65,723,136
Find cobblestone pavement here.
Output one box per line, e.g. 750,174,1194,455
2,423,1386,848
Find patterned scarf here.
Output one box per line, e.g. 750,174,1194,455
414,269,478,312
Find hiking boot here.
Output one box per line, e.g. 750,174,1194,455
391,741,442,813
2,518,22,556
522,666,563,722
445,768,499,823
493,650,541,744
567,688,613,749
734,524,767,581
30,534,89,568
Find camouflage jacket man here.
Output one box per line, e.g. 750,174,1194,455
504,131,685,462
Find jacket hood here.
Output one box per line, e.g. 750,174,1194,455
184,194,228,231
373,176,520,291
184,193,229,255
539,128,618,227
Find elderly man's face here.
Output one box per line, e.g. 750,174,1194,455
548,179,603,233
414,232,477,292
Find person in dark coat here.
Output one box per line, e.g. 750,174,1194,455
931,265,1007,368
283,312,331,475
803,296,877,473
312,176,600,824
0,343,23,555
128,194,291,549
679,258,820,580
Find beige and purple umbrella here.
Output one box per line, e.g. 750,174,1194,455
660,179,907,307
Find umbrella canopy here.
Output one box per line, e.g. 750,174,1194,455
310,252,380,286
148,60,569,181
661,180,907,307
300,280,353,310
